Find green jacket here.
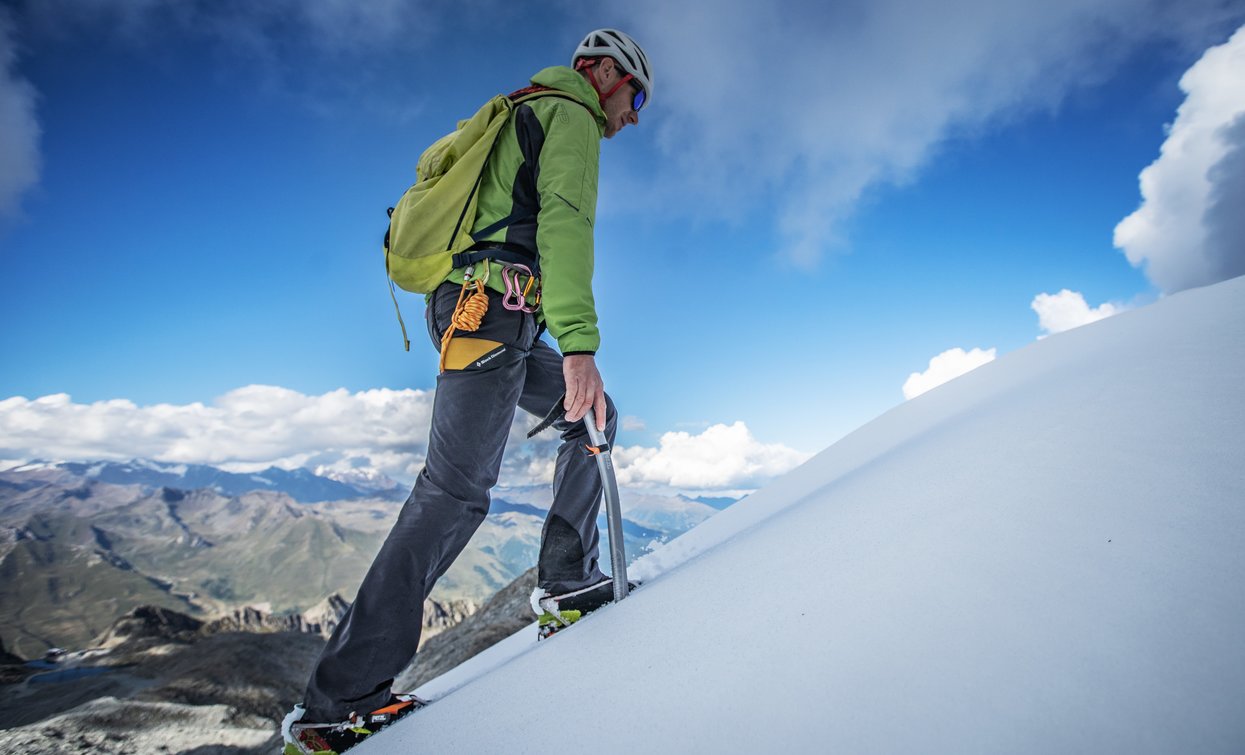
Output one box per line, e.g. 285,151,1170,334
453,66,606,355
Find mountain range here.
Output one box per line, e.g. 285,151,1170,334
0,460,735,659
1,459,403,503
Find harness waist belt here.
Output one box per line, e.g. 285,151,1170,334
453,242,541,276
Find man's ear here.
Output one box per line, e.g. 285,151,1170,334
597,56,616,80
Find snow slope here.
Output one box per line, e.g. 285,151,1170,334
360,275,1245,754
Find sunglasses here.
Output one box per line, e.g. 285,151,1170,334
607,72,647,112
631,84,647,112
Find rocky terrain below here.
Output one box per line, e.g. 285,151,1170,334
0,605,324,753
0,568,540,754
0,461,721,752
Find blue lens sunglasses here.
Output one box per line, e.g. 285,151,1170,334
631,84,646,111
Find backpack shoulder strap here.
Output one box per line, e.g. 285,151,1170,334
508,84,595,114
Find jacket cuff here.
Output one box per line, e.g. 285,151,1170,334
555,329,600,355
562,350,596,357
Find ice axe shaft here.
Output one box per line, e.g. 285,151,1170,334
583,408,629,603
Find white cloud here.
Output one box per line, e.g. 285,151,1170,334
0,387,806,494
1031,290,1125,336
613,422,811,491
903,347,997,400
1114,24,1245,293
621,0,1240,267
0,386,437,481
902,292,1122,401
0,6,40,218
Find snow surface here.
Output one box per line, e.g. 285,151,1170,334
358,275,1245,754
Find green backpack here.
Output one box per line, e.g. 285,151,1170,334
383,87,585,350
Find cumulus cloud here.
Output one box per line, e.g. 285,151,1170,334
0,6,40,218
0,386,437,481
902,292,1123,400
622,0,1240,267
1031,290,1125,336
613,422,811,491
903,347,997,400
1114,24,1245,293
1202,114,1245,276
0,387,806,494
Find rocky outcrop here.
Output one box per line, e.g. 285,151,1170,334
301,593,350,637
0,635,29,684
2,606,326,741
0,697,274,755
94,605,204,649
0,635,22,665
420,597,479,642
202,605,311,636
200,593,474,641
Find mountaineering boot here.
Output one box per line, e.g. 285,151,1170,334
531,577,638,639
282,693,427,754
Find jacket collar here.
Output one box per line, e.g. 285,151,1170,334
529,66,607,134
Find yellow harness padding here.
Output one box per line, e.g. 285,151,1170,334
441,335,504,372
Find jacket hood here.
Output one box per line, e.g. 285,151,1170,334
530,66,606,132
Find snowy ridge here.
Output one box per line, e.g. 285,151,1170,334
359,275,1245,754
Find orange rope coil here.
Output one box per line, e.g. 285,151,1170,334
438,280,489,372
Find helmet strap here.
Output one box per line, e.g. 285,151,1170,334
575,57,632,107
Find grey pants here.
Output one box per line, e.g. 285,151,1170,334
303,282,615,720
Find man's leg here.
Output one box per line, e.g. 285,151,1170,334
519,338,618,594
302,284,533,721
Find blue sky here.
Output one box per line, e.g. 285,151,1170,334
2,1,1243,490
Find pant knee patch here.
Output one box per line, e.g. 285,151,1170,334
539,514,588,583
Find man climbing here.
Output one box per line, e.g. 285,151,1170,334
283,28,653,755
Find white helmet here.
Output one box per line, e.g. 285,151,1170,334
572,28,653,110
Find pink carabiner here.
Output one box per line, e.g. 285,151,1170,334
501,263,538,313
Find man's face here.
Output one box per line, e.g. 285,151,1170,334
599,63,641,139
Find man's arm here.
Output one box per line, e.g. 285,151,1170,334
533,100,607,429
534,100,603,356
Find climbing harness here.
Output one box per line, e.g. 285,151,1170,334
438,260,543,371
